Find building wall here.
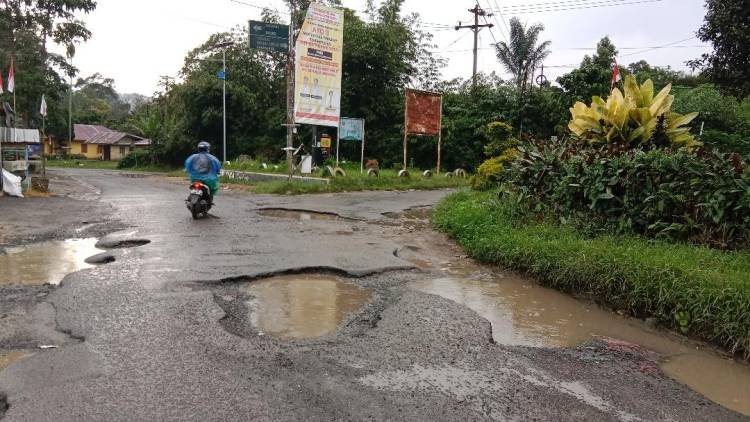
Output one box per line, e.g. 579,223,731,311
70,141,103,160
110,145,131,161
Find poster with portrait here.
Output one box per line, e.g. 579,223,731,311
293,3,344,127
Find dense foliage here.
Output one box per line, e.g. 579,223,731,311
433,191,750,357
689,0,750,98
0,0,96,138
505,141,750,249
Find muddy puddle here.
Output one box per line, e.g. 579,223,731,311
0,351,30,371
258,209,341,222
411,268,750,415
0,238,103,286
242,274,371,339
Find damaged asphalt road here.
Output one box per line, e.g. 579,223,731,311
0,169,747,421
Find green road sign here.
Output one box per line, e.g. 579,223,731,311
248,20,289,54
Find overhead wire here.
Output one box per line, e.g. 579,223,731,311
495,0,665,14
500,0,631,10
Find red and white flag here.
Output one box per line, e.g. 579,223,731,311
7,59,14,93
610,59,621,91
0,70,4,95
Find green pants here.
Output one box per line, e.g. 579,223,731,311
191,178,219,197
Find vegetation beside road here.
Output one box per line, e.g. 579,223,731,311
223,170,468,195
433,190,750,358
47,158,177,173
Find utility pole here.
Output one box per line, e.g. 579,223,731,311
455,3,493,89
284,3,297,182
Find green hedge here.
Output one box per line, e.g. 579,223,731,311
433,191,750,357
506,143,750,249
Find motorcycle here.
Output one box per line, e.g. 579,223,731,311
186,181,212,219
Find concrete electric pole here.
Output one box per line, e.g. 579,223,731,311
455,3,494,90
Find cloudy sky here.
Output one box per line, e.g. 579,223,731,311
51,0,710,95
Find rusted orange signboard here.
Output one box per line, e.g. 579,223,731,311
403,89,443,172
405,90,442,136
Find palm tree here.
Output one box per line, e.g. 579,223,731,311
494,17,551,92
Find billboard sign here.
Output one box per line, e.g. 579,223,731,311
293,4,344,127
248,21,289,54
405,89,442,136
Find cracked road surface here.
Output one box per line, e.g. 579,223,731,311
0,169,746,421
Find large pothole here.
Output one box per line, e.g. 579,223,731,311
241,274,371,340
0,238,107,286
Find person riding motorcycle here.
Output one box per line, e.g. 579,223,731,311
184,142,222,201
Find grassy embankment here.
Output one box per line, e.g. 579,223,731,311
433,191,750,357
46,159,468,194
46,159,176,173
244,170,467,194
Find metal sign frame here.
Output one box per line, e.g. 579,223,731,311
338,117,366,173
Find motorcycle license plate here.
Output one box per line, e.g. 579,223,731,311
190,189,203,195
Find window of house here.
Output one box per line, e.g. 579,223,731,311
120,146,126,155
98,146,103,154
81,143,88,153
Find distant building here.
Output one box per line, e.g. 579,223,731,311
70,124,151,161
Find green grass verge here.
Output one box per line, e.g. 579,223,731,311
432,190,750,357
47,159,177,173
225,172,467,194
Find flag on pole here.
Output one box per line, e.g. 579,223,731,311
610,59,621,91
7,58,14,93
40,94,47,117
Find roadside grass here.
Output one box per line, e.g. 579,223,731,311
224,171,468,194
47,159,177,173
46,159,120,170
432,190,750,358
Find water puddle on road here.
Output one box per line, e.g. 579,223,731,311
0,238,102,286
411,271,750,415
0,351,30,371
242,275,371,339
258,209,341,222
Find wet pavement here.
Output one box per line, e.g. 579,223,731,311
0,169,747,421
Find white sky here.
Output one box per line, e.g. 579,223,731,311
51,0,710,95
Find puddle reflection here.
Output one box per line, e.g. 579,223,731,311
0,238,102,286
411,273,750,415
243,275,371,339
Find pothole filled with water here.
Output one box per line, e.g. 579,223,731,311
0,238,104,286
258,209,342,222
242,274,371,339
411,272,750,415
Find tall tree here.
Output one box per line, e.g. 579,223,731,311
557,36,618,102
689,0,750,98
493,17,551,92
0,0,96,136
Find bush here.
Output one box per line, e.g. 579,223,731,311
700,129,750,155
117,149,153,169
433,191,750,357
471,149,519,191
506,141,750,249
482,121,519,158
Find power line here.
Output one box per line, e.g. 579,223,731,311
620,36,696,57
495,0,665,14
491,0,511,35
500,0,630,10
